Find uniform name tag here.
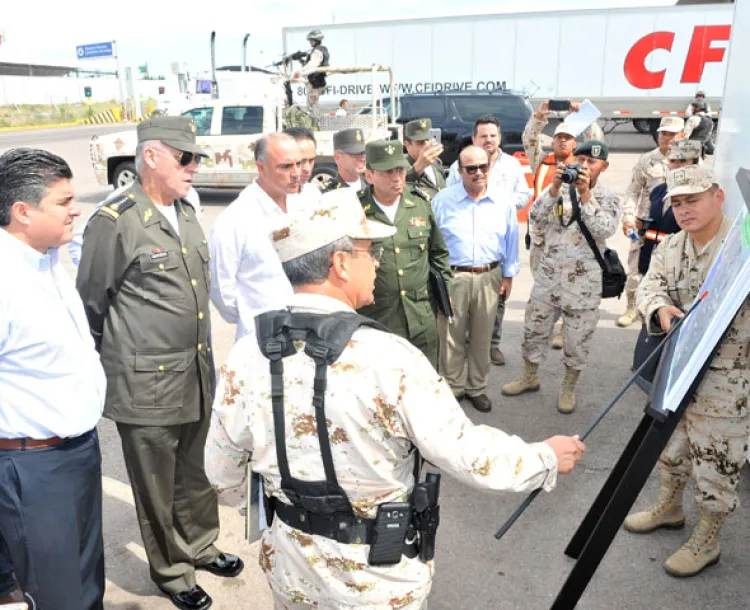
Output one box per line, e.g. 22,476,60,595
150,251,169,260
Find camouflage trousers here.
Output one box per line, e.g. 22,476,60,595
306,86,325,129
660,407,750,514
625,238,642,295
522,299,599,370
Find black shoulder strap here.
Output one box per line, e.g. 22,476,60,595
256,310,389,497
571,189,609,273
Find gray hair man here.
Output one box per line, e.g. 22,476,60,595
210,133,309,339
205,195,585,609
77,117,243,610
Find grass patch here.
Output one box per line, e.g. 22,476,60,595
0,99,157,128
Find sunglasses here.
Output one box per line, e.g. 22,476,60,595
460,163,489,175
156,148,201,167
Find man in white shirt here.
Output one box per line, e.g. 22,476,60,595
0,148,106,610
335,98,349,116
210,133,312,339
447,115,532,366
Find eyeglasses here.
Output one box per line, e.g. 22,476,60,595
460,163,489,175
156,148,201,167
345,246,384,263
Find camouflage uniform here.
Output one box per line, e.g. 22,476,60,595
205,292,559,610
622,147,669,295
523,181,621,369
522,114,604,272
637,216,750,514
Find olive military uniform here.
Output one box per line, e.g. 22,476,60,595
77,141,221,593
319,127,369,196
357,140,452,368
404,118,447,200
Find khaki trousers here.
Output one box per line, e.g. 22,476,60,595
441,268,502,396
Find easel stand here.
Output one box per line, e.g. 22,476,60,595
550,356,714,610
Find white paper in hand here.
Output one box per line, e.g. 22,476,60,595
563,100,602,138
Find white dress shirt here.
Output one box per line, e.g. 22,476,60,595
447,151,532,211
209,181,314,339
0,229,106,439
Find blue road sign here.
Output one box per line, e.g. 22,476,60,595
76,42,114,59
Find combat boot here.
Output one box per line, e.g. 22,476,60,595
623,477,686,533
551,325,564,350
501,360,540,396
664,507,725,577
616,292,639,327
557,366,580,413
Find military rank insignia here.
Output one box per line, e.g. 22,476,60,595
409,217,427,227
144,209,153,223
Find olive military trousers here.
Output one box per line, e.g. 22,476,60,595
117,415,220,594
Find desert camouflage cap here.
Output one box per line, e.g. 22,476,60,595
366,139,409,171
668,140,702,161
657,116,685,133
404,118,432,141
137,116,209,157
271,188,395,263
333,128,366,154
573,139,609,161
663,165,716,201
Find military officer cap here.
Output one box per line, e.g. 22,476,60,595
137,116,209,157
404,118,432,141
366,139,410,171
663,166,717,201
657,116,685,133
668,140,702,161
271,189,395,263
333,128,366,154
573,139,609,161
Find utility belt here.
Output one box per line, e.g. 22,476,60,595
256,309,441,567
266,494,420,559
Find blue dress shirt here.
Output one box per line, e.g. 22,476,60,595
432,183,520,278
0,229,105,439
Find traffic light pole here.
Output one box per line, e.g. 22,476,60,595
113,40,125,107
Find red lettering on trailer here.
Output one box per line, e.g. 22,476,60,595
624,25,731,90
680,25,731,83
624,31,675,89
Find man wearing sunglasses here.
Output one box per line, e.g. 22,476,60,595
78,117,244,610
433,146,519,413
502,140,621,414
447,115,531,367
318,128,369,196
357,140,452,369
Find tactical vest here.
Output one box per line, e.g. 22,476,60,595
255,309,419,545
638,183,680,275
689,115,714,143
305,45,329,89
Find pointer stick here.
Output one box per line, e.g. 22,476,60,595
494,292,708,541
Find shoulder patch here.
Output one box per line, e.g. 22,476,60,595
97,193,135,220
411,185,431,202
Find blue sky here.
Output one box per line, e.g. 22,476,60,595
1,0,674,77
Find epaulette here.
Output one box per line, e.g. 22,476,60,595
410,185,431,203
97,191,136,221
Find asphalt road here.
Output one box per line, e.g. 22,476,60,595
3,125,748,610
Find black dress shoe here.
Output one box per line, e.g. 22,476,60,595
198,553,244,578
163,585,212,610
467,393,492,412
